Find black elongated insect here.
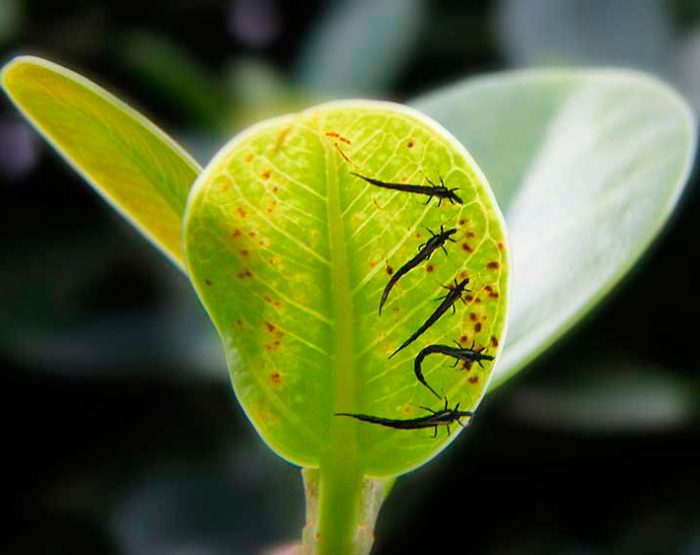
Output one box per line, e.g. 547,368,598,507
335,398,473,438
414,342,495,398
378,226,457,315
350,171,463,206
389,277,471,359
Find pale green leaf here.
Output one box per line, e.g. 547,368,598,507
411,69,696,388
1,55,201,268
184,101,509,475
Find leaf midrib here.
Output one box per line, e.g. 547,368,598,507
319,112,359,459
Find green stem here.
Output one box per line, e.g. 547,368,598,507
302,468,394,555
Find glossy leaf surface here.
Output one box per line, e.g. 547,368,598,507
184,101,509,474
1,56,201,268
412,69,696,387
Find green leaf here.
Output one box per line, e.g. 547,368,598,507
184,100,509,476
411,68,697,388
1,55,201,269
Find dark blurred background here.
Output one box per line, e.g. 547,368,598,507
1,1,699,553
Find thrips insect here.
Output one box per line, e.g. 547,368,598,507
350,171,463,206
389,277,471,358
335,398,474,438
378,226,457,315
414,341,495,398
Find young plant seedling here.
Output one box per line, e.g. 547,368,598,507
3,55,694,555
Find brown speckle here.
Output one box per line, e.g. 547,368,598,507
460,335,469,344
265,321,276,333
261,169,271,180
369,260,377,268
462,242,473,252
236,319,244,328
459,270,469,280
459,218,466,225
237,268,252,279
248,230,257,237
266,200,277,213
490,336,499,348
468,375,479,384
239,249,250,258
498,242,506,252
204,278,212,286
236,206,247,218
469,312,478,322
426,264,435,273
406,139,414,149
269,256,279,266
270,371,282,386
465,294,474,302
474,297,482,304
415,231,422,238
230,228,243,240
487,261,500,270
332,142,353,164
475,322,482,333
466,231,476,239
386,266,394,276
244,153,254,163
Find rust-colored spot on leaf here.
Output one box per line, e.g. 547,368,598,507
270,371,282,387
236,319,244,328
498,241,506,252
369,260,377,268
465,294,474,302
474,322,482,333
458,218,466,225
204,278,212,286
239,249,250,258
244,153,254,163
415,231,422,238
386,266,394,276
236,206,248,218
406,139,414,149
466,231,476,239
230,228,243,240
266,200,277,213
459,270,469,280
261,169,271,180
486,261,500,270
461,242,473,252
460,334,469,344
269,256,279,266
237,268,252,279
248,230,257,237
426,264,435,273
490,336,499,347
325,130,351,144
469,312,478,322
468,375,479,384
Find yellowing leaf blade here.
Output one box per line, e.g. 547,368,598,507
1,55,201,268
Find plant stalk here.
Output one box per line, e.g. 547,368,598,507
302,468,393,555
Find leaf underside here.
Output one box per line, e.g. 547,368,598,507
185,101,509,475
411,69,697,388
